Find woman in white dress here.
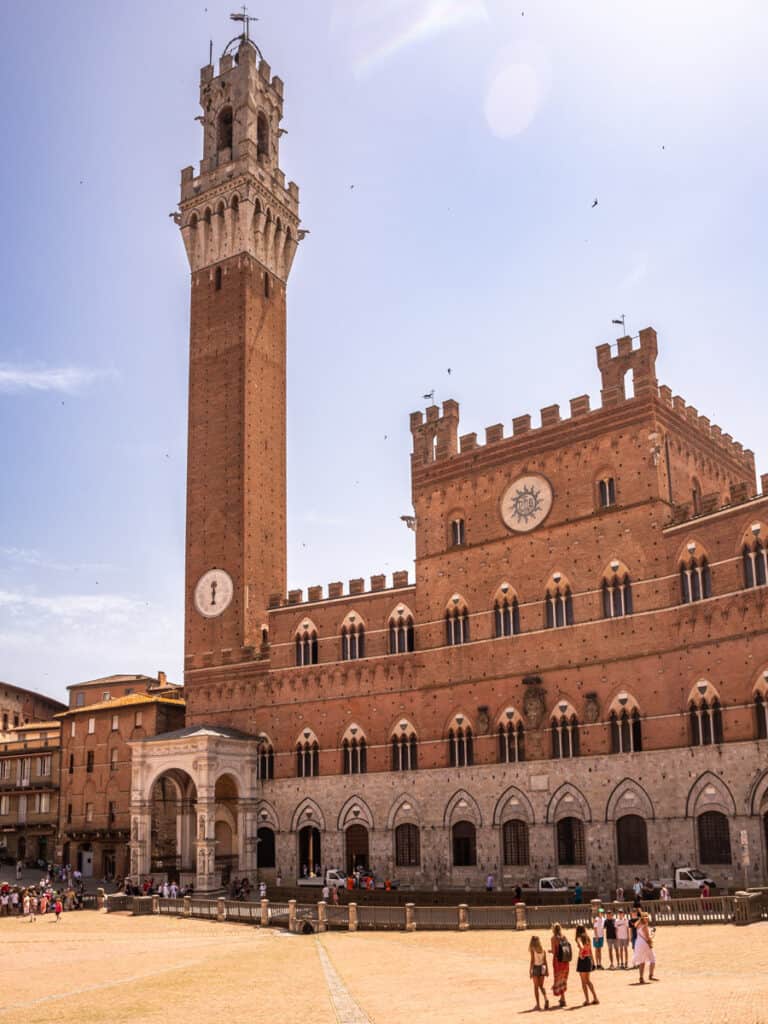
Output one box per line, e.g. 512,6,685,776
632,912,657,982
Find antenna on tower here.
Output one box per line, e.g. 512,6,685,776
209,39,213,65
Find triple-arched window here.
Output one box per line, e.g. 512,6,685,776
445,597,470,645
295,620,319,666
551,705,580,758
743,533,768,588
342,726,367,774
391,723,418,771
493,585,520,637
497,709,525,763
389,607,415,654
257,739,274,780
602,565,633,618
689,683,724,746
680,547,712,602
609,699,642,753
545,576,574,629
448,715,473,767
296,729,320,778
340,613,365,661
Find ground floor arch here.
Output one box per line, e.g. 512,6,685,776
345,824,369,874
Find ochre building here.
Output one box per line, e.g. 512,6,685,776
130,30,768,893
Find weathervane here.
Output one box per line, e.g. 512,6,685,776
230,6,258,42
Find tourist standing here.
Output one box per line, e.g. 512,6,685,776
576,933,599,1005
604,910,618,968
550,923,571,1008
573,882,583,905
54,896,63,921
659,883,671,901
592,909,605,969
322,883,330,902
633,912,657,982
615,909,630,969
528,935,549,1011
628,908,640,960
615,885,625,902
486,873,494,893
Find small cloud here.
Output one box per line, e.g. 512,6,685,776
0,547,113,574
332,0,488,76
0,589,141,620
0,364,112,395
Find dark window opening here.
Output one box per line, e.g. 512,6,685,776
389,614,415,654
445,605,470,645
257,826,276,868
552,715,580,758
342,737,367,775
86,751,94,773
257,112,269,158
598,477,617,508
217,106,233,152
214,266,222,291
545,587,574,628
494,596,520,637
502,819,530,865
448,726,473,767
258,745,274,780
450,518,466,546
452,820,476,866
497,720,525,763
616,814,648,864
610,708,642,753
698,811,731,864
557,817,585,865
391,733,418,771
395,823,420,867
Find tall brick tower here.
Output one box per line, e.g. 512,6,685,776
178,32,301,672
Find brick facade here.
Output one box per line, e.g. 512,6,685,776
129,33,768,893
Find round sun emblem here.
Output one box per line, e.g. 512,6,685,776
500,474,553,533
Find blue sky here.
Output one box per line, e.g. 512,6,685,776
1,0,766,700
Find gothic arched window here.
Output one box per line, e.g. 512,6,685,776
755,690,768,740
689,683,724,746
295,621,319,666
497,709,525,763
545,576,574,628
447,715,473,767
680,548,712,603
340,613,365,661
445,597,470,645
609,696,642,753
388,606,415,654
602,565,633,618
493,584,520,638
597,476,617,508
257,741,274,781
296,729,320,778
551,706,580,759
342,726,367,775
257,111,269,158
391,723,418,771
743,533,768,588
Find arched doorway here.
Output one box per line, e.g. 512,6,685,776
214,774,239,885
298,825,321,877
346,824,369,874
257,826,276,869
148,769,197,878
78,842,93,876
452,821,477,867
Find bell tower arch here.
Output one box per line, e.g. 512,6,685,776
179,29,302,675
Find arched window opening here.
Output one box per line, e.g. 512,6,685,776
450,518,466,546
341,616,365,660
497,711,525,763
388,608,415,654
447,715,473,767
264,272,271,299
691,477,702,515
395,822,420,866
214,266,222,291
342,728,367,775
545,580,574,628
217,105,233,152
452,820,477,866
231,194,239,217
743,538,768,588
502,819,530,865
296,730,320,778
551,710,580,759
609,704,642,754
204,208,212,226
602,573,633,617
257,112,269,158
257,743,274,781
680,552,712,602
391,727,418,771
557,817,585,865
697,810,732,864
689,689,724,747
257,826,276,868
295,622,319,666
598,476,617,508
616,814,648,864
445,598,470,645
755,691,768,740
494,588,520,638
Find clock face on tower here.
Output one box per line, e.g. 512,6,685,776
500,474,553,533
194,569,234,618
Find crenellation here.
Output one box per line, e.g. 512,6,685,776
307,585,323,602
460,432,477,452
392,570,409,587
328,582,343,599
349,578,364,596
287,589,303,605
540,403,561,427
512,414,531,435
658,385,673,405
570,395,590,417
485,423,503,444
370,575,386,592
200,62,214,84
762,473,768,494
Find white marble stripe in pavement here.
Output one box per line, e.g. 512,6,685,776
316,936,373,1024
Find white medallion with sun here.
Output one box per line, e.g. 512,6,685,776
500,474,553,533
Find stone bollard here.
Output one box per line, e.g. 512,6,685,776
217,896,226,922
152,895,159,914
260,898,269,927
405,902,416,932
515,902,527,931
317,900,327,933
183,895,191,917
288,898,297,932
458,904,469,931
348,902,358,932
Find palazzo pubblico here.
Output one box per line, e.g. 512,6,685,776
129,32,768,893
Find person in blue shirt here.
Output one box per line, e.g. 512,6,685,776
574,882,583,904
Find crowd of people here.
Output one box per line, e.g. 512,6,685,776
529,908,658,1010
0,868,88,921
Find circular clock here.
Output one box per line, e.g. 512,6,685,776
500,474,553,533
194,568,234,618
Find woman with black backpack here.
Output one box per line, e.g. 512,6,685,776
550,922,571,1007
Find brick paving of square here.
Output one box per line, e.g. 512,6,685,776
1,913,766,1024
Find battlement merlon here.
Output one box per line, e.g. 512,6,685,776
409,400,459,466
596,326,658,405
